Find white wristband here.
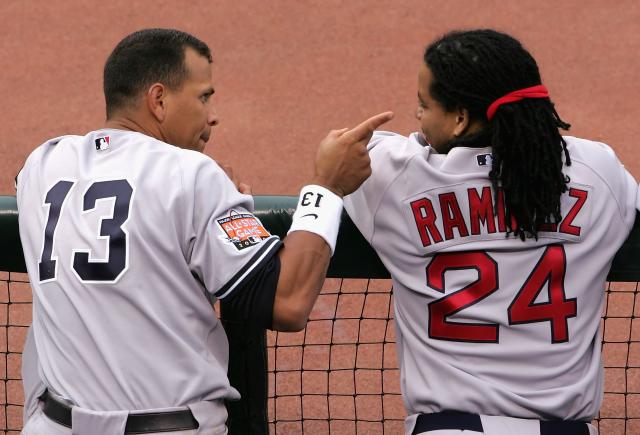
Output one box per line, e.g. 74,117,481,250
288,185,344,255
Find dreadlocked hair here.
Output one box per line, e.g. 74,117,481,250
424,29,572,240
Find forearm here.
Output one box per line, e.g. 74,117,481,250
268,111,393,331
272,231,330,331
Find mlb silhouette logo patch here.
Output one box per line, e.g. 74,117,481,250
477,153,493,166
216,210,270,250
95,136,110,151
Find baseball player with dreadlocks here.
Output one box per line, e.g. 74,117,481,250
344,29,637,435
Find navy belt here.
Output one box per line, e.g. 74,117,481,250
413,411,590,435
41,390,199,433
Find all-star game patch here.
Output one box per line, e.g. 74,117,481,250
216,210,271,250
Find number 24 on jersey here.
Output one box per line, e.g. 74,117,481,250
426,246,577,344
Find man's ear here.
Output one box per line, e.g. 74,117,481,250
452,106,471,138
147,83,167,122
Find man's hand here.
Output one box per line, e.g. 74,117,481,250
312,111,394,197
220,163,252,195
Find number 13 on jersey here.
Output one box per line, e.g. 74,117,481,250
38,179,133,284
426,246,577,344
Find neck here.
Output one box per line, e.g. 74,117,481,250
104,115,167,143
444,128,492,153
441,118,489,153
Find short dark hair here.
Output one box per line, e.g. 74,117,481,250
424,29,572,240
104,28,212,118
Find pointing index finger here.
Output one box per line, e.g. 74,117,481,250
344,111,394,142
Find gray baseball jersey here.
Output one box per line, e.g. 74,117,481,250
17,129,280,415
344,131,637,428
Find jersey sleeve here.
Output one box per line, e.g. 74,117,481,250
344,131,419,241
15,136,72,192
183,155,281,300
620,163,638,229
582,139,637,230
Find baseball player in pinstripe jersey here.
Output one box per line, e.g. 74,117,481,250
17,28,392,434
345,29,637,435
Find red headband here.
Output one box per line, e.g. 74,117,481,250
486,85,549,121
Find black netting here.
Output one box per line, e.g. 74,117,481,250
1,274,638,434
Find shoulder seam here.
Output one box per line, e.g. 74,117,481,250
370,151,424,244
569,155,627,219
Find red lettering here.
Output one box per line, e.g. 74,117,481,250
508,245,576,342
411,186,585,248
468,187,496,235
559,188,588,236
427,251,499,342
439,193,469,240
411,198,443,247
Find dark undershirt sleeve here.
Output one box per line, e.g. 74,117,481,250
219,249,281,330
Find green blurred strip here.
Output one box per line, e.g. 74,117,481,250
2,195,639,281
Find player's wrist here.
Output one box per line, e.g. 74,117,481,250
309,176,345,198
288,184,343,255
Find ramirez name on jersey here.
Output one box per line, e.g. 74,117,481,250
410,184,589,250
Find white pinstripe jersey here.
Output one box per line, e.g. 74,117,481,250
344,131,637,424
17,129,280,411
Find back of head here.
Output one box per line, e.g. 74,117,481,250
424,29,571,240
104,28,212,118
